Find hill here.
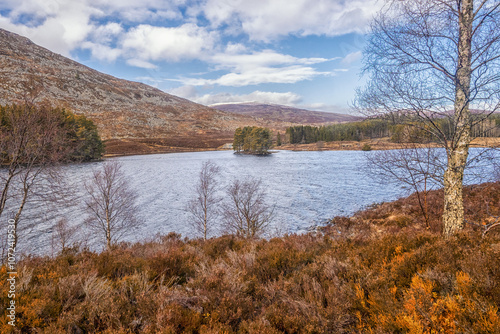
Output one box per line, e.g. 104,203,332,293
0,28,260,155
211,102,361,124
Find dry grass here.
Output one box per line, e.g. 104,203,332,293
103,133,234,157
278,137,500,152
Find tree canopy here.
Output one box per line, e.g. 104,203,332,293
0,104,104,163
233,126,272,154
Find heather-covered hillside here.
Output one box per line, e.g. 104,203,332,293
212,102,361,125
0,28,260,150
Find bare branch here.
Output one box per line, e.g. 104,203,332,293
84,161,139,249
187,161,223,240
223,177,274,239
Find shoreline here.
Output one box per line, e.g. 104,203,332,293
104,147,224,158
103,137,500,158
277,137,500,152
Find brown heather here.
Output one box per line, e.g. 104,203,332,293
1,182,499,333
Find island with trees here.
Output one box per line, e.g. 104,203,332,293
233,126,273,155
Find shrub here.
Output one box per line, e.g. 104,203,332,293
361,143,372,151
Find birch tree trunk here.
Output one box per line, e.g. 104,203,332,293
443,0,474,236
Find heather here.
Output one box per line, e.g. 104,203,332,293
1,182,499,333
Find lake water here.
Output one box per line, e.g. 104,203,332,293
7,148,498,254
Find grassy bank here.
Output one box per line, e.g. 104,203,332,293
103,135,234,157
278,137,500,152
1,182,499,333
103,137,500,157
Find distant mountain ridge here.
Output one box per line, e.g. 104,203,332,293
0,28,257,148
211,102,361,124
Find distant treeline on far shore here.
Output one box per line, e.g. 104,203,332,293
285,114,500,144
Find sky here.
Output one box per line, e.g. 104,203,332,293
0,0,382,114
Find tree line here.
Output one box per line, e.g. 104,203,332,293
286,115,500,144
286,119,391,144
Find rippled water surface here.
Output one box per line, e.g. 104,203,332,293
11,148,497,253
114,150,404,232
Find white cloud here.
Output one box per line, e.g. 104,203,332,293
121,24,218,62
201,0,380,41
168,85,200,99
81,41,122,61
211,49,332,70
182,65,330,87
168,86,360,115
206,90,303,106
168,85,303,106
83,0,186,22
117,8,182,22
224,42,248,54
342,51,363,65
0,0,370,104
126,58,158,69
0,2,218,65
91,23,123,44
80,22,123,61
0,0,189,57
0,0,378,62
298,103,355,114
0,0,97,56
175,49,335,87
0,0,370,66
3,0,66,20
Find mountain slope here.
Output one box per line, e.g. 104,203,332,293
0,28,256,150
211,102,361,124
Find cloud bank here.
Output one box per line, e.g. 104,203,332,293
0,0,378,59
0,0,376,108
169,86,303,106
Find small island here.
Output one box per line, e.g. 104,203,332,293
233,126,273,155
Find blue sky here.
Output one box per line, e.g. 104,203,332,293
0,0,381,113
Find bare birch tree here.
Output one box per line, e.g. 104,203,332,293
187,161,222,240
356,0,500,236
84,161,138,249
0,104,68,250
51,218,80,253
223,177,274,238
